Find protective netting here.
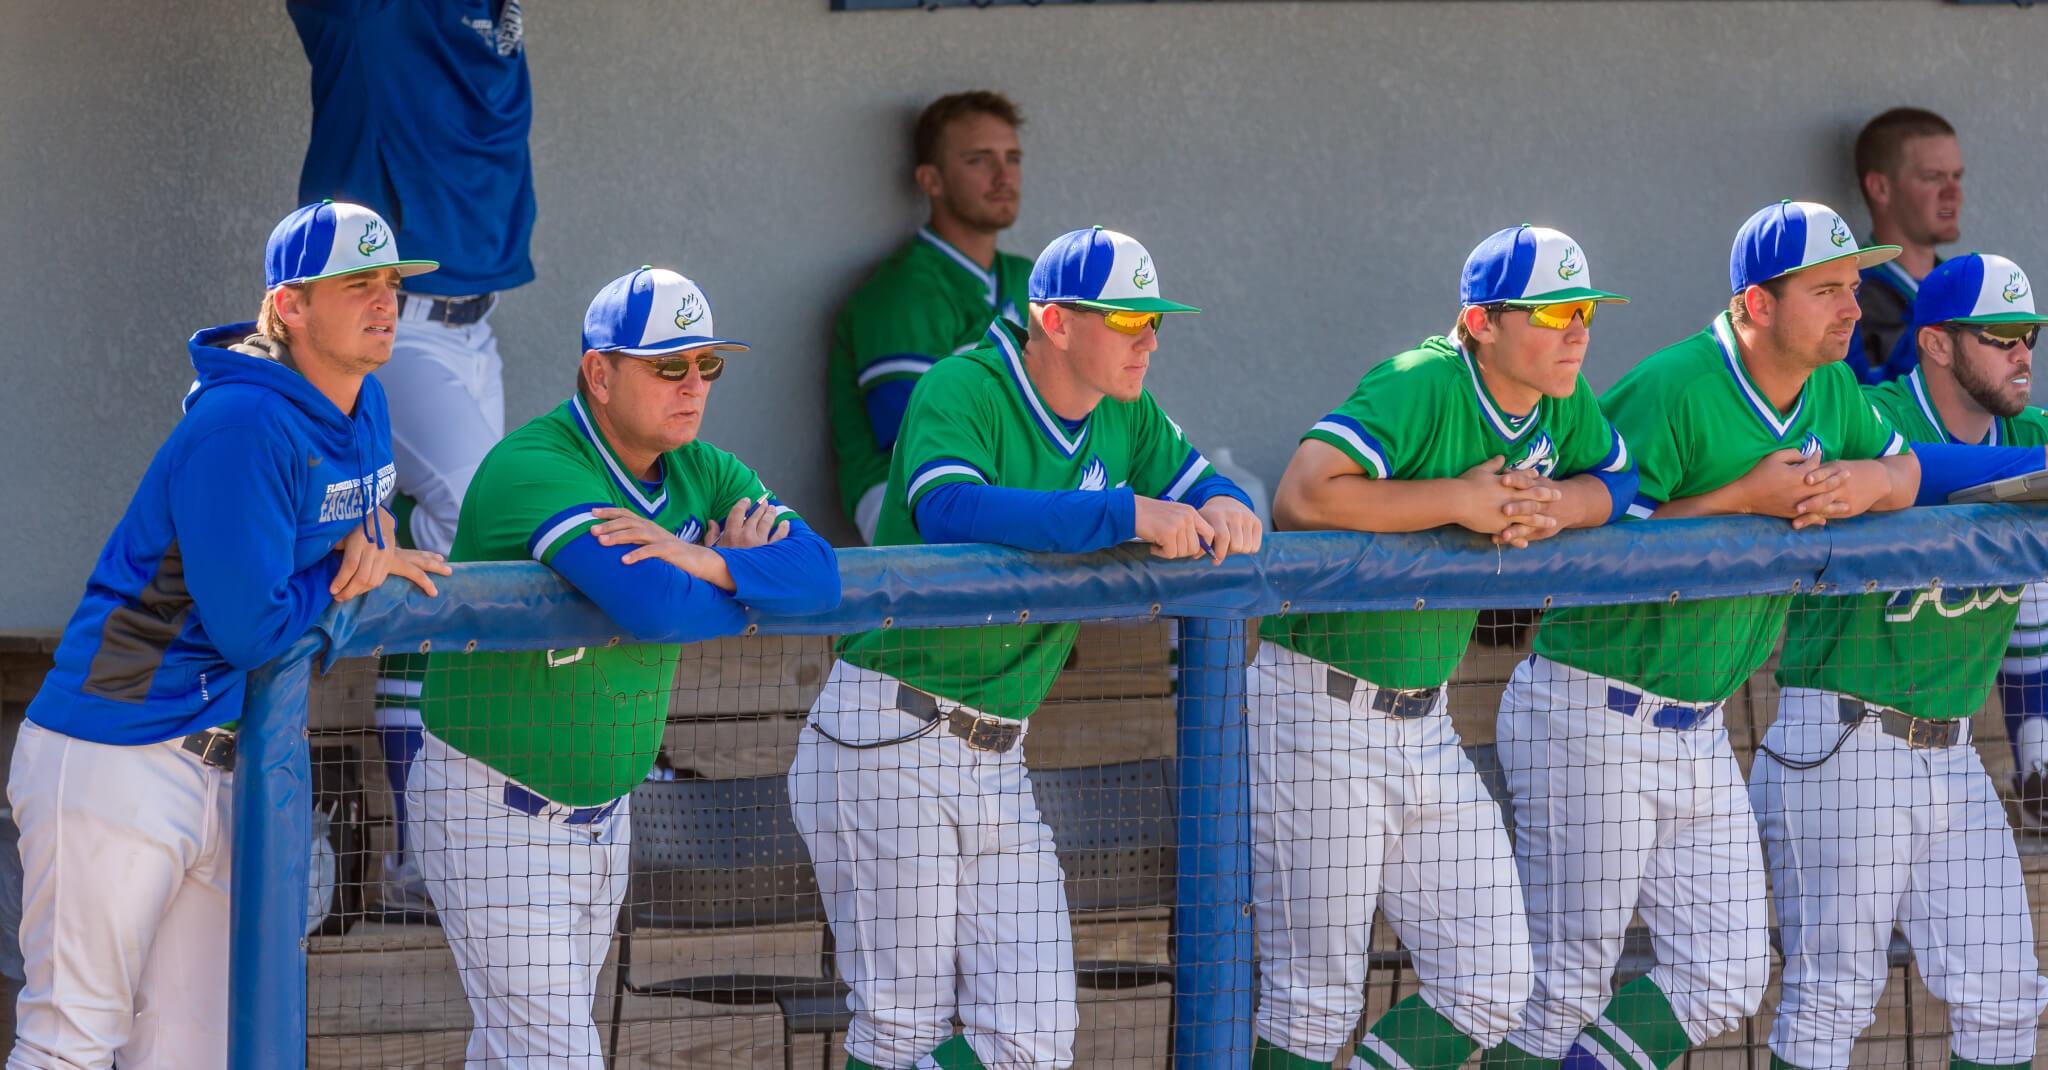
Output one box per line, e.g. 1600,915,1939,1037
287,577,2048,1069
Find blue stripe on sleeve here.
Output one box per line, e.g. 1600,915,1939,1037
1910,442,2046,506
1584,466,1640,525
913,482,1136,553
1624,491,1661,521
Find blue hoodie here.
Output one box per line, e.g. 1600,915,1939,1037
27,323,395,745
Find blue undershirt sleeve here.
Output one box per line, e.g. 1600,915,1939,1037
914,483,1136,553
1569,466,1640,525
1908,443,2046,506
548,532,750,643
711,517,843,616
1180,474,1256,513
864,380,918,452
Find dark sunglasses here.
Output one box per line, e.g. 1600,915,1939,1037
627,352,725,382
1952,324,2041,352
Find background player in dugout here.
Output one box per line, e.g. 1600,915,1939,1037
1490,201,1920,1070
409,266,840,1067
1249,225,1636,1070
8,201,450,1070
829,91,1031,544
793,228,1260,1070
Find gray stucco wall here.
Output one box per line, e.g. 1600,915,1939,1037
4,0,2044,628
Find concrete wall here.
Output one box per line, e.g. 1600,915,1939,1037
5,0,2046,628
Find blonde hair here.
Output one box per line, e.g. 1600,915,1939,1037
257,285,302,344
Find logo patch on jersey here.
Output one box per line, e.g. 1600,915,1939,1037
1077,456,1108,492
1827,215,1850,248
676,517,703,544
357,222,388,257
675,293,705,330
1506,432,1557,477
1132,257,1154,290
2005,271,2030,303
1798,432,1824,459
1883,584,2024,623
1556,245,1584,281
317,463,399,524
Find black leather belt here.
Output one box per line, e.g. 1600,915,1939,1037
179,727,237,770
1839,697,1966,748
400,291,496,327
1323,668,1442,719
896,685,1023,753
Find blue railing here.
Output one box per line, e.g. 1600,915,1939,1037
229,505,2048,1069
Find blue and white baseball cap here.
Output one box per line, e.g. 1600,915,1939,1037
1911,253,2048,329
1729,200,1900,293
1029,226,1200,314
1460,225,1628,307
582,267,749,355
264,200,437,289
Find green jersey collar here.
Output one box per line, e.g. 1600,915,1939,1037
1906,367,2000,445
1453,340,1539,442
917,226,999,308
1712,311,1807,439
990,320,1091,457
568,394,669,516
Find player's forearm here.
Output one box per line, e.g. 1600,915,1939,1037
1651,483,1744,520
1871,453,1920,512
1274,472,1471,533
549,535,748,642
712,520,843,615
1555,474,1617,530
1908,443,2045,506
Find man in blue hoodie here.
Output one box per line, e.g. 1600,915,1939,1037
8,200,452,1070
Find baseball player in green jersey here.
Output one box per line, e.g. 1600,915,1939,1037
412,267,841,1066
1248,226,1636,1070
791,227,1261,1070
828,91,1031,543
1486,201,1921,1070
1755,253,2048,1070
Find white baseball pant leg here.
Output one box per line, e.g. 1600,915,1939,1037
1248,645,1530,1062
407,730,630,1069
789,663,1077,1069
6,721,231,1070
1496,655,1769,1060
379,299,506,556
1753,688,2048,1069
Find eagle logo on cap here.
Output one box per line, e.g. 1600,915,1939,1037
1557,245,1584,281
357,222,388,257
2005,271,2029,303
1827,216,1850,248
1132,257,1154,290
675,292,706,330
1506,432,1558,477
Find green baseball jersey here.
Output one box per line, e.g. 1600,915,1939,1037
1258,337,1632,689
1534,312,1909,703
1775,369,2048,718
420,396,792,806
827,228,1030,524
837,321,1218,720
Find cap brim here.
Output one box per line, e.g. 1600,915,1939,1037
613,336,751,356
1768,246,1901,285
1502,287,1630,306
1070,297,1202,314
278,259,441,287
1942,311,2048,327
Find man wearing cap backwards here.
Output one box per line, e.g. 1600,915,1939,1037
5,200,451,1069
1249,225,1636,1070
1486,201,1922,1070
791,226,1261,1070
829,90,1031,544
1754,252,2048,1070
411,267,841,1066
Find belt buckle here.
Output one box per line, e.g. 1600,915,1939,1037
186,730,236,770
1649,701,1713,732
1379,687,1438,719
1905,715,1950,749
950,708,1012,753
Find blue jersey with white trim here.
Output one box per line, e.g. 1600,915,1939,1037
289,0,534,296
836,320,1217,719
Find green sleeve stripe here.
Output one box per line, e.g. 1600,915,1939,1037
1882,429,1908,457
1160,450,1210,502
1306,418,1389,478
905,458,988,508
